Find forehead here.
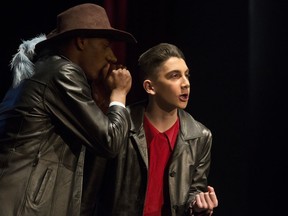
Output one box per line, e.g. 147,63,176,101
85,37,110,45
158,57,188,73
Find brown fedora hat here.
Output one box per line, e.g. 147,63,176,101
35,3,137,52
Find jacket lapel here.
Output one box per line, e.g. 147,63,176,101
128,101,149,168
170,109,207,161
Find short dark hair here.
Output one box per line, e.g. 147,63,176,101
138,43,185,81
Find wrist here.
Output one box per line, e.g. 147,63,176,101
109,101,125,108
110,92,126,106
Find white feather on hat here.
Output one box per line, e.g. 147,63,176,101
10,34,47,87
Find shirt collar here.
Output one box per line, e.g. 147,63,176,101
144,115,180,150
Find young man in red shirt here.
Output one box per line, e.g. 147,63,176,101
93,43,218,216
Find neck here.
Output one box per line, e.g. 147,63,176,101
145,101,178,132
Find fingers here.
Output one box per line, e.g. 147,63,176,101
97,63,126,82
207,185,214,193
108,66,132,105
110,68,131,88
113,64,127,70
194,186,218,214
207,186,218,207
92,63,131,106
102,63,131,91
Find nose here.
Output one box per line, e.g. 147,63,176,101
107,49,117,64
181,76,190,89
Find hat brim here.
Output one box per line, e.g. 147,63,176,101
35,29,137,53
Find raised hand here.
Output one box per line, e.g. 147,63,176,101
190,186,218,216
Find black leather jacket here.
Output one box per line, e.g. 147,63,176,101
94,101,212,216
0,55,130,216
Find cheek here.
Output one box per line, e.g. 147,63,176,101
160,84,176,93
156,85,175,98
84,62,101,81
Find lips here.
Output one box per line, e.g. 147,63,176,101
179,94,189,102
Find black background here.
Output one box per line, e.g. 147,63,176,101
1,1,287,215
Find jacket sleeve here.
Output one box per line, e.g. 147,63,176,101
186,127,213,214
42,61,130,158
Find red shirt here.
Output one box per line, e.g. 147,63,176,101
143,115,180,216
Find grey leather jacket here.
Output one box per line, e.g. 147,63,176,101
95,100,212,216
0,55,130,216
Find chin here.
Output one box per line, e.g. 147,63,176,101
178,103,188,109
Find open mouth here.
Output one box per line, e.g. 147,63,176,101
179,94,189,101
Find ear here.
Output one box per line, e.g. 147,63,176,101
75,37,86,50
143,80,155,95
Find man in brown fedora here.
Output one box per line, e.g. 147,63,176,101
0,3,136,216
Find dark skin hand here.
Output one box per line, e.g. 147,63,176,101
91,64,127,113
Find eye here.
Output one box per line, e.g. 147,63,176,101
105,43,111,49
170,72,181,79
102,40,111,49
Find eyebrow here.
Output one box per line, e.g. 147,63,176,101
166,68,190,75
